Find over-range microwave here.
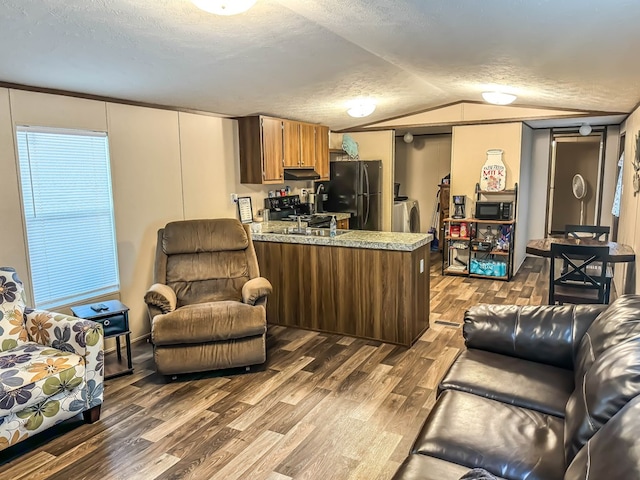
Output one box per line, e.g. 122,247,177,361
475,201,513,220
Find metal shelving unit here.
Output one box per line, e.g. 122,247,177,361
442,183,518,281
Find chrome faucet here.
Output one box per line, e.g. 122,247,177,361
297,215,303,232
315,184,325,213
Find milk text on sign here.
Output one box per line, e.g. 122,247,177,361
480,149,506,191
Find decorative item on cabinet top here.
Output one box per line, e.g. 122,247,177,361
237,115,329,185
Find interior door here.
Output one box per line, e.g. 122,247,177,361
548,133,603,234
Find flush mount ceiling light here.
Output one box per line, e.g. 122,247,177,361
191,0,257,15
481,91,517,105
346,98,377,118
579,123,593,136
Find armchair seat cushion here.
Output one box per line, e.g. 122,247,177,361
412,390,565,480
152,301,266,346
0,342,84,417
439,349,574,417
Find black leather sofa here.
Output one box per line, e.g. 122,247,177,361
393,295,640,480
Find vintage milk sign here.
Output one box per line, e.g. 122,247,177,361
480,149,506,191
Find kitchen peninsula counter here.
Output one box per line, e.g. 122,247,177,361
253,228,431,252
253,229,432,346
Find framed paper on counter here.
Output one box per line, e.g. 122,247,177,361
237,197,253,224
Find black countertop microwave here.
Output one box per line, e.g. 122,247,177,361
475,201,513,220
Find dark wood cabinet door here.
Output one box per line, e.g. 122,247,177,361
261,117,284,182
315,125,329,180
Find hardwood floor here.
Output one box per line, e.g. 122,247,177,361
0,256,550,479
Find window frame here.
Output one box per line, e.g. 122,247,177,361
14,125,120,310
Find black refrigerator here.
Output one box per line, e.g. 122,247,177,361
324,160,382,230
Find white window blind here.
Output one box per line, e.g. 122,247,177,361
16,126,120,310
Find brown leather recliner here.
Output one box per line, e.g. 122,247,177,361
144,219,272,376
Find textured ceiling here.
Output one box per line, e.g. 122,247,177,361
1,0,638,129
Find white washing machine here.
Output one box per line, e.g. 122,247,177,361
392,199,421,233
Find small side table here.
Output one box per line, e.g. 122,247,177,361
71,300,133,380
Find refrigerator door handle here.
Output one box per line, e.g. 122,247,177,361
363,165,370,227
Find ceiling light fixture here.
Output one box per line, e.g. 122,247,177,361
403,132,414,144
346,98,377,118
191,0,257,16
481,91,517,105
579,123,593,136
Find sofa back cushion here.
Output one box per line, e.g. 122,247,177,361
160,219,258,307
574,295,640,383
0,267,28,351
564,335,640,462
564,394,640,480
463,304,603,370
162,219,249,254
166,252,250,306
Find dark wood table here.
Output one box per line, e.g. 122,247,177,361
526,237,636,295
71,299,133,380
526,237,635,262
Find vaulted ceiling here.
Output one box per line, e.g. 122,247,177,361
1,0,638,130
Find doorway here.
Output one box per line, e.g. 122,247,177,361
547,131,604,235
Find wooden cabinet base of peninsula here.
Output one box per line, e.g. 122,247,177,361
254,241,430,347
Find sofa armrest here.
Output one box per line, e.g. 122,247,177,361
242,277,273,306
144,283,177,318
463,303,607,370
24,308,104,408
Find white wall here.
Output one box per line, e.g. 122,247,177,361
3,90,111,304
600,125,620,228
106,103,185,341
0,88,290,344
394,134,451,232
527,129,551,240
516,125,533,272
450,123,522,208
615,108,640,294
0,89,29,296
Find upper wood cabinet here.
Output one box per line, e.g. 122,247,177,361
282,120,301,168
299,123,316,168
238,116,282,184
315,125,329,180
238,115,330,184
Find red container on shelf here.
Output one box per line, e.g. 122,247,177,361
460,222,468,238
450,225,460,237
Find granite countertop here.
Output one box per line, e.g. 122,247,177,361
252,226,432,252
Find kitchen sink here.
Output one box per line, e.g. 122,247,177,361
280,227,348,237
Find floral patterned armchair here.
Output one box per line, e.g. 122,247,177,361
0,267,104,452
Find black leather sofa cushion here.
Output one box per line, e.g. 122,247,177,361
564,394,640,480
464,304,606,370
574,295,640,381
391,454,507,480
411,390,565,480
439,349,574,417
564,335,640,462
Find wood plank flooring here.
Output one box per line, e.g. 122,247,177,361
0,256,550,479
